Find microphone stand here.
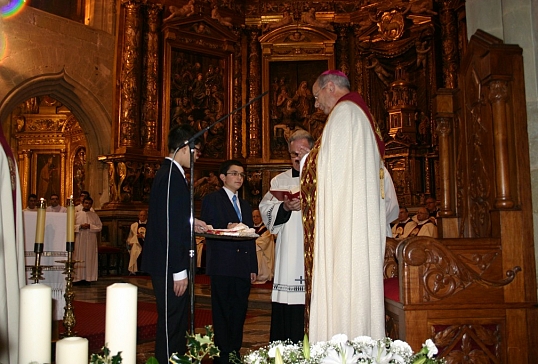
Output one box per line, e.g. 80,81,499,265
185,90,268,333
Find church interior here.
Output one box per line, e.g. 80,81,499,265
1,0,538,362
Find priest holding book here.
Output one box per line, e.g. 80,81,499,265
259,129,313,343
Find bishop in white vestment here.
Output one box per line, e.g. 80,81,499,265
301,71,386,342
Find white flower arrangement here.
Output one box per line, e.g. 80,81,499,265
244,335,445,364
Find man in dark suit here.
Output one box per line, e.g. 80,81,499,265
142,124,208,364
200,160,258,364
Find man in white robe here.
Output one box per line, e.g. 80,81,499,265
260,129,313,342
301,70,386,342
0,127,25,364
392,207,417,239
127,209,147,274
409,207,438,238
46,193,67,213
74,197,102,284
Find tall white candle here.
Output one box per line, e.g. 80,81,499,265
105,283,138,364
56,337,88,364
18,283,52,364
35,198,46,245
66,196,75,243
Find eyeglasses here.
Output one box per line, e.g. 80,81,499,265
314,84,328,100
226,171,246,178
289,152,300,158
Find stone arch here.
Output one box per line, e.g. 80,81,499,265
0,70,111,205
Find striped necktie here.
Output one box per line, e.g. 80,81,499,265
232,195,242,222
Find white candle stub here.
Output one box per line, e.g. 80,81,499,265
56,336,89,364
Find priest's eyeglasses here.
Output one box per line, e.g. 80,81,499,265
226,171,246,178
314,84,328,100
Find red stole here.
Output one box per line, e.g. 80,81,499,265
336,92,385,158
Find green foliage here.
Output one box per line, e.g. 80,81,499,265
89,344,123,364
169,325,220,364
92,326,220,364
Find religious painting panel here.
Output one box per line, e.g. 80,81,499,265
267,60,328,160
167,48,229,160
33,152,61,201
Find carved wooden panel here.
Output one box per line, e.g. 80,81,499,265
162,16,239,160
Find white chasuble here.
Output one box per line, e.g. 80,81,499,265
305,100,386,342
0,131,25,364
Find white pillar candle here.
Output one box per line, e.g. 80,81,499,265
56,337,88,364
105,283,138,364
18,283,52,364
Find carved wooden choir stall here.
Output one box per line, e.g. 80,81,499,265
383,31,537,363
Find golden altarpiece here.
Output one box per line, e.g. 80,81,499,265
12,0,464,260
13,97,89,206
99,0,455,210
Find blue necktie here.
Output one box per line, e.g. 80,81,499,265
232,195,242,222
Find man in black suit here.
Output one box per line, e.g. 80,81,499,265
142,124,208,364
200,160,258,364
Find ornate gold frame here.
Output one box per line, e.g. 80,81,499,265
259,25,336,162
161,17,238,161
32,151,64,201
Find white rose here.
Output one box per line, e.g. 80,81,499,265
423,339,438,358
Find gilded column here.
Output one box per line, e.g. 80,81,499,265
437,0,459,89
18,149,31,204
119,0,142,149
60,148,67,201
231,30,243,159
141,4,161,152
336,24,350,77
488,80,514,209
353,25,366,95
248,29,262,159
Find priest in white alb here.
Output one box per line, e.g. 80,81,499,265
260,129,313,343
301,70,386,342
74,196,102,284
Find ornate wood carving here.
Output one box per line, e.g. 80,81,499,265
399,237,520,302
384,238,399,279
437,0,460,89
487,80,514,209
119,0,142,149
105,157,161,205
248,29,262,159
141,4,162,153
433,323,503,363
231,29,243,159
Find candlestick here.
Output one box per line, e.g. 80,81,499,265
19,284,52,364
35,198,46,249
56,337,88,364
105,283,138,364
66,195,75,251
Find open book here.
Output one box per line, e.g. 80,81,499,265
270,186,300,201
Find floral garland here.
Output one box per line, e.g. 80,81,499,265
244,335,446,364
